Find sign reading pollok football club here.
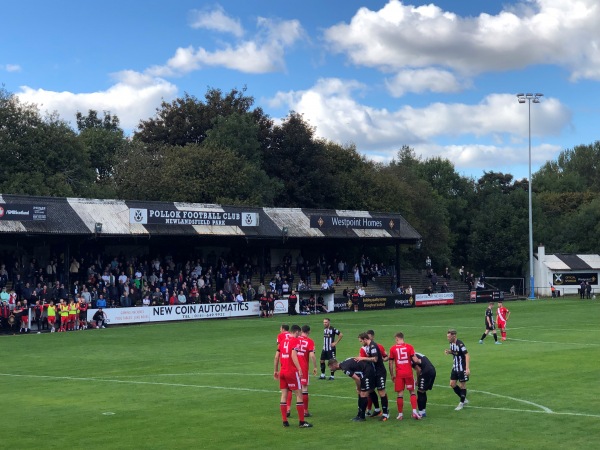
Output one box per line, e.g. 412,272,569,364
129,208,259,227
310,215,399,230
0,204,47,221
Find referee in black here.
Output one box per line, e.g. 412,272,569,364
319,317,343,380
445,329,470,410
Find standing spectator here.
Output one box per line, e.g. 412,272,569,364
586,282,592,299
445,329,470,411
69,258,80,282
431,272,438,292
119,290,130,308
288,290,298,315
425,256,432,270
580,280,586,299
459,266,465,282
319,318,343,380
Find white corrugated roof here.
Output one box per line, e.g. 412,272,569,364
577,254,600,269
543,255,570,270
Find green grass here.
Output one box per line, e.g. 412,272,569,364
2,297,599,449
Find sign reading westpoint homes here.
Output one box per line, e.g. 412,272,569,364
552,272,598,285
0,204,47,221
129,208,259,227
89,300,287,325
310,215,399,230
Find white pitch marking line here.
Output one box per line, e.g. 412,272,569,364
508,338,600,346
4,372,600,418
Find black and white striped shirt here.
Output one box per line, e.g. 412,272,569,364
323,326,341,351
449,339,468,372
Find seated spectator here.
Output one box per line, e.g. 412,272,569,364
316,294,327,313
321,280,329,290
177,290,187,304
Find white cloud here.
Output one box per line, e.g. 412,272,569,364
269,78,571,171
189,5,244,38
2,63,22,72
16,71,177,131
324,0,600,80
147,16,304,76
385,68,467,96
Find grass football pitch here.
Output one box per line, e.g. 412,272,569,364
1,297,599,449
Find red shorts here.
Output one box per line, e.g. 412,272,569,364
47,317,56,324
394,374,415,392
69,315,77,322
300,369,310,387
279,371,301,391
497,320,506,329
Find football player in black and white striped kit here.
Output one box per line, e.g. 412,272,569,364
319,318,343,380
445,329,470,410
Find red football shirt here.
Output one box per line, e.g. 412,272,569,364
279,336,300,373
389,343,415,377
295,335,315,373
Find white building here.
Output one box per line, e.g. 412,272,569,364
535,245,599,297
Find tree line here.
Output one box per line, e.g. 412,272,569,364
1,86,599,277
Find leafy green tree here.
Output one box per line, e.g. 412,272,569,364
265,112,330,207
134,87,273,150
76,110,125,184
0,89,95,196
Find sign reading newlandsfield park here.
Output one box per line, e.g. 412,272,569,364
310,215,399,230
129,208,259,227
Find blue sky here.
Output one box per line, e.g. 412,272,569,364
2,0,599,180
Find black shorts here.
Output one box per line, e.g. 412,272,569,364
374,367,387,390
450,369,469,383
417,369,436,391
360,374,373,392
485,322,495,331
260,301,269,311
268,302,275,311
320,349,336,361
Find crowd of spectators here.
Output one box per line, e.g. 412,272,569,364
0,250,386,314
